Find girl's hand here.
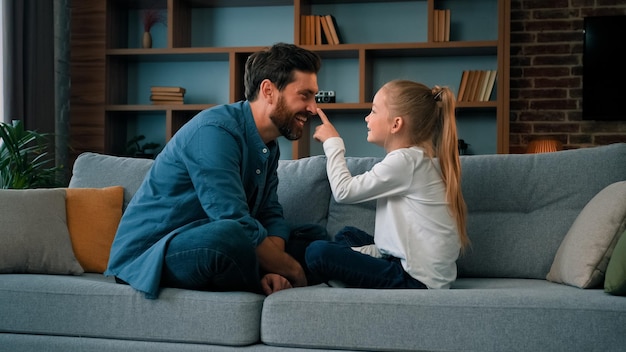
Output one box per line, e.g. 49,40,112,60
313,108,340,143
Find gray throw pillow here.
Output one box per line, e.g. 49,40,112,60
0,188,84,275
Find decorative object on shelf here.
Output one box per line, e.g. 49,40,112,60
458,139,470,155
141,8,165,49
142,31,152,49
315,90,336,103
526,138,563,154
125,135,160,159
150,86,185,105
0,120,63,189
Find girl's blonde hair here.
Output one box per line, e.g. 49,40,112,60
381,79,469,250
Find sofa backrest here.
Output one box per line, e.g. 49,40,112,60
458,143,626,279
69,152,154,211
70,143,626,280
278,156,380,239
276,155,332,229
279,143,626,280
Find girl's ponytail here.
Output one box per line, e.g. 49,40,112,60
432,86,469,250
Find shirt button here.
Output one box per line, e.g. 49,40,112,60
256,169,261,175
262,148,268,153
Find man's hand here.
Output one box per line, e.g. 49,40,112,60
256,236,307,288
261,273,292,295
313,108,340,143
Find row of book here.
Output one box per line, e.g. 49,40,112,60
433,9,451,42
457,70,497,102
150,86,185,105
301,14,342,45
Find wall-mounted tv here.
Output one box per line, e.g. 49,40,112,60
582,15,626,121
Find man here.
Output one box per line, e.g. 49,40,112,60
105,43,323,299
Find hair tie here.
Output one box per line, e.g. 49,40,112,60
433,89,443,102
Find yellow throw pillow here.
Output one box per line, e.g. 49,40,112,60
66,186,124,273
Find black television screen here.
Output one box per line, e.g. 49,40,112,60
582,15,626,121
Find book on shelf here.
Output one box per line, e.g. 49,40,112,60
467,70,481,101
433,9,450,42
438,10,445,42
300,15,307,44
482,70,497,102
150,86,185,105
315,15,322,45
149,91,184,97
474,70,485,102
457,70,469,102
456,70,497,102
433,9,439,42
324,14,341,45
150,86,186,94
151,100,184,105
302,14,341,45
444,9,450,42
477,70,490,102
309,15,315,45
150,95,184,101
319,15,334,44
465,70,479,102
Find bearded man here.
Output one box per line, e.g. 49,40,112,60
105,43,325,299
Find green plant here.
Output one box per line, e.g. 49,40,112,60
125,135,160,157
0,120,63,189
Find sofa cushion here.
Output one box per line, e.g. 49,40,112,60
69,152,154,210
0,273,265,346
547,181,626,288
66,186,124,273
0,188,83,275
277,155,331,229
457,144,626,279
605,229,626,295
261,279,626,351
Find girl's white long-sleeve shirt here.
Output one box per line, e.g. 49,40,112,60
323,137,461,289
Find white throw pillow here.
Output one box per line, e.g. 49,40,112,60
547,181,626,288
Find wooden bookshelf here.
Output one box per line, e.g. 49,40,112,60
70,0,510,159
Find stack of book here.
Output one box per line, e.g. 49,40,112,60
433,9,450,42
300,14,341,45
150,86,186,105
457,70,497,102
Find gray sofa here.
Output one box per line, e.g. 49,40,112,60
2,143,626,351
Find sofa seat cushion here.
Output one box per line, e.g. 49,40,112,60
0,274,265,346
261,279,626,352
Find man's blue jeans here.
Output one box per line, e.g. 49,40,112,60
305,226,426,289
160,220,327,294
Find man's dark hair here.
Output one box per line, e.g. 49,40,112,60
244,43,321,101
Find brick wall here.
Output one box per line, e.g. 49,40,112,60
509,0,626,153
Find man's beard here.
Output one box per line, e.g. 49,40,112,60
270,95,309,141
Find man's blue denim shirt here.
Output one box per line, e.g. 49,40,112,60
105,101,289,298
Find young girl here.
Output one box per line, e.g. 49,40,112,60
306,79,469,289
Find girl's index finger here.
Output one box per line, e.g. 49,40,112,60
316,108,331,124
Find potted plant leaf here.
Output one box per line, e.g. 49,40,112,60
0,120,63,189
125,135,160,159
